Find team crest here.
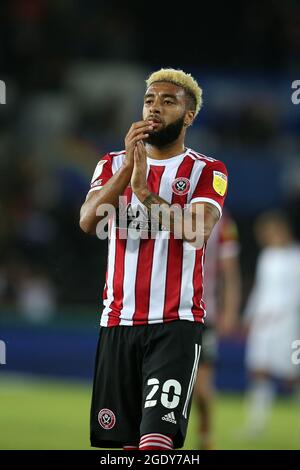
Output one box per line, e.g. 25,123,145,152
172,177,190,195
212,171,227,196
98,408,116,430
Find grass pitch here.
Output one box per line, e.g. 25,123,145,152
0,375,299,450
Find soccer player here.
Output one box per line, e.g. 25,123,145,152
79,69,229,450
194,212,241,450
243,211,300,435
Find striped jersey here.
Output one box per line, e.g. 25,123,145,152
88,147,228,327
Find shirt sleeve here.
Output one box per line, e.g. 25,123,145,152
88,153,113,194
190,160,228,217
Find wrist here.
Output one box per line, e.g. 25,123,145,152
121,159,134,172
135,187,151,203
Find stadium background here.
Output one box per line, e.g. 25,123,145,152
0,0,299,449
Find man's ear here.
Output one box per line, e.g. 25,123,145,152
184,110,195,127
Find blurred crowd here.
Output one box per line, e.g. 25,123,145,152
0,0,299,319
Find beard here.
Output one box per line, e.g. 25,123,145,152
145,115,185,148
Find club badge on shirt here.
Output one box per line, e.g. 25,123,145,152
172,177,190,195
212,171,227,196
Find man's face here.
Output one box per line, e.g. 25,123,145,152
142,82,189,148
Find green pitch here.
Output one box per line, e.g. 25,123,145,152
0,375,299,450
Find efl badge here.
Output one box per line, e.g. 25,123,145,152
98,408,116,430
212,171,227,196
172,177,190,195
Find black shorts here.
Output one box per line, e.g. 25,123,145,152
90,320,203,449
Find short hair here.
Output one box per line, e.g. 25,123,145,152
146,68,203,117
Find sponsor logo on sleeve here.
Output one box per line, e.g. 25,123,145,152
212,171,227,196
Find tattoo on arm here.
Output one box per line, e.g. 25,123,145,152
142,192,220,244
142,192,170,227
142,192,198,242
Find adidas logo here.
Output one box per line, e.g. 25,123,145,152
162,412,177,424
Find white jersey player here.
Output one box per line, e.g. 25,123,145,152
244,211,300,435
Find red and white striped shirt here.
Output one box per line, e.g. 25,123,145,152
88,148,228,327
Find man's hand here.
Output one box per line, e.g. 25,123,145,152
131,141,150,199
124,121,154,170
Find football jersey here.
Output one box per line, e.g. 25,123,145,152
88,148,228,327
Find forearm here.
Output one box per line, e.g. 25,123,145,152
80,162,132,234
136,188,207,245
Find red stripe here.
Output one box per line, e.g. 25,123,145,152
133,165,165,325
163,156,196,321
140,433,173,444
108,185,132,326
191,243,206,321
189,150,201,160
103,272,108,301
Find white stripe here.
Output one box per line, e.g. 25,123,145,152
112,159,148,325
118,170,152,324
140,438,172,445
186,157,206,203
140,438,172,447
140,434,172,445
178,156,205,322
146,150,187,166
147,164,177,323
139,441,173,450
101,221,117,326
189,150,216,162
109,150,126,156
178,243,196,321
189,197,222,218
88,153,125,195
182,344,199,418
183,344,201,418
183,343,201,418
112,154,125,174
119,224,140,325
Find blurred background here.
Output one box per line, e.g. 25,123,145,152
0,0,300,450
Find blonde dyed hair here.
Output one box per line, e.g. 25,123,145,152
146,68,203,117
